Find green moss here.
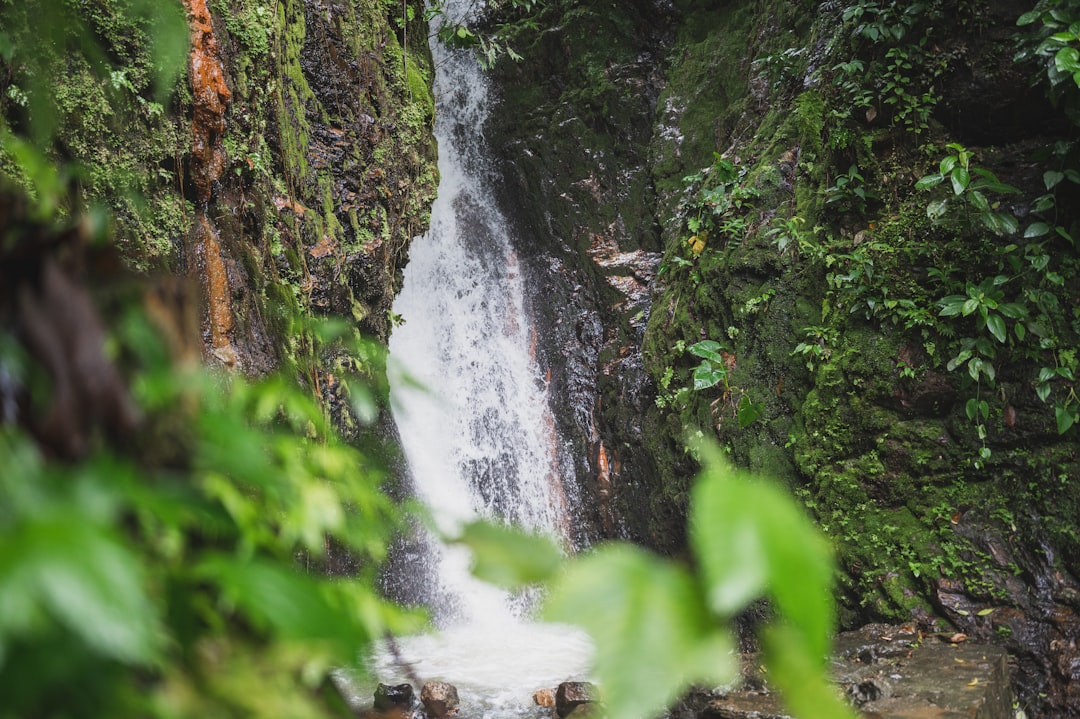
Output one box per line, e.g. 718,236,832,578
795,90,825,165
404,53,434,123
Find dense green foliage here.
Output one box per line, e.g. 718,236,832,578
0,323,419,717
0,0,438,715
624,5,1080,681
0,0,190,265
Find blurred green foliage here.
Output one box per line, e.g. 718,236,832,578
0,2,422,715
461,445,858,719
0,311,423,717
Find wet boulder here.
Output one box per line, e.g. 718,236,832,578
555,681,597,718
420,681,459,718
374,683,415,712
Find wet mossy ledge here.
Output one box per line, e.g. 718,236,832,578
0,0,438,422
490,0,1079,714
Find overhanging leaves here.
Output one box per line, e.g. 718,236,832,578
456,520,563,588
544,544,736,719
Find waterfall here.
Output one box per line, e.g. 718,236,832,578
370,2,593,715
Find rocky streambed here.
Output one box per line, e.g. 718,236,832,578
359,625,1016,719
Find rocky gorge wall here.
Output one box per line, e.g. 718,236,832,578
1,0,438,417
486,0,1080,715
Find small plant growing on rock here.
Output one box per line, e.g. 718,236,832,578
915,143,1021,235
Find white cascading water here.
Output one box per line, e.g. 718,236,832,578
371,2,593,716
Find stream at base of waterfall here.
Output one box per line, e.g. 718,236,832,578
345,3,594,717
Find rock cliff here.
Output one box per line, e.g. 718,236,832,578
487,1,1080,715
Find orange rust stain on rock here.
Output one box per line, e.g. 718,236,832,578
192,213,237,367
182,1,236,366
183,0,232,203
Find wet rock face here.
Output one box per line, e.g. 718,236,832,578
935,0,1066,145
183,0,232,205
487,0,677,548
488,1,1080,711
533,688,557,708
930,510,1080,717
176,0,437,380
280,0,438,342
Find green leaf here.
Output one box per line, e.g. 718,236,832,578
915,173,943,190
688,340,726,364
763,624,858,719
1024,221,1051,238
938,295,967,317
693,362,726,391
199,556,367,652
1031,388,1053,413
1044,170,1066,189
950,167,970,195
544,545,736,719
0,513,161,664
986,314,1007,343
971,169,1021,194
965,398,978,421
968,190,990,212
968,357,984,382
0,130,69,219
737,396,764,428
1017,9,1041,25
1056,46,1080,73
998,303,1028,320
139,1,187,101
981,211,1019,235
1055,404,1077,434
456,521,563,588
691,449,834,661
689,467,768,614
926,198,949,220
947,349,972,372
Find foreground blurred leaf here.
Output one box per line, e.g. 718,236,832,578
691,446,835,662
0,509,161,665
457,521,563,588
198,556,369,657
763,624,857,719
545,544,736,719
